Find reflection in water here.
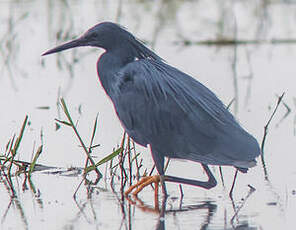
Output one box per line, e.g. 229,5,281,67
1,174,43,230
45,0,98,97
231,14,239,115
164,200,217,230
10,198,28,230
72,187,99,226
124,194,218,230
123,188,259,230
27,176,43,209
230,185,256,227
242,48,254,108
0,2,29,90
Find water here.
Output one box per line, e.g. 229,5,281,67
0,0,296,229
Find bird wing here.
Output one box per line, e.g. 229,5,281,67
109,59,259,164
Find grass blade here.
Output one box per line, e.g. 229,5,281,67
28,145,43,177
8,115,28,177
85,147,122,173
55,119,72,127
59,98,102,177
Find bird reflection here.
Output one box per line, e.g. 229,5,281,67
126,195,217,230
124,181,259,230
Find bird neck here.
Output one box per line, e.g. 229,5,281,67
97,48,134,95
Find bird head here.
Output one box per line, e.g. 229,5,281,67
42,22,134,56
42,21,161,61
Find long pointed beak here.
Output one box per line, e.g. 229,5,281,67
42,38,85,56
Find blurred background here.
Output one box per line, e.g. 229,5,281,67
0,0,296,229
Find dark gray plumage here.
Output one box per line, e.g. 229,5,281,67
43,22,261,191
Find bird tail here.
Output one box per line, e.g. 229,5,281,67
236,167,248,173
234,159,257,173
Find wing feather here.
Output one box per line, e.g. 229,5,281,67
109,59,260,166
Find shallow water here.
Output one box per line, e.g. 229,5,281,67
0,0,296,229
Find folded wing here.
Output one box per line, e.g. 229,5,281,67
109,59,260,167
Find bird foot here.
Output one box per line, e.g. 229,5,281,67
124,175,161,197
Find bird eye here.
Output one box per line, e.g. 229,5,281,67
87,33,96,40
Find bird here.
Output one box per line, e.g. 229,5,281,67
43,22,261,197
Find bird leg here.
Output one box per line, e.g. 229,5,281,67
229,169,238,199
124,175,161,199
164,164,217,189
125,164,216,201
125,150,168,198
159,174,168,198
125,174,168,210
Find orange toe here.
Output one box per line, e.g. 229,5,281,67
124,175,161,196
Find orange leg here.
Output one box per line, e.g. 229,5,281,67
124,175,161,197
